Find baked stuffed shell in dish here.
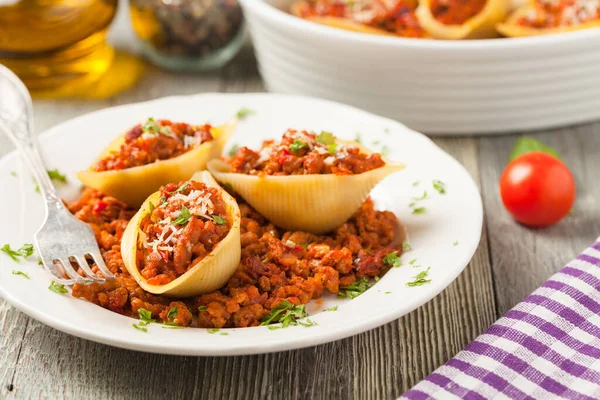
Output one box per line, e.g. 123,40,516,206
416,0,508,38
497,0,600,37
77,118,236,206
207,129,404,234
121,171,241,297
291,0,427,37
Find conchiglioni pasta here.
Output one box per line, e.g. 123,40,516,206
207,129,404,234
77,119,236,206
120,171,241,297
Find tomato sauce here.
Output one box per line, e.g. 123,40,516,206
430,0,486,25
69,187,401,328
516,0,600,28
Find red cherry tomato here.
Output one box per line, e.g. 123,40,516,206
500,152,575,227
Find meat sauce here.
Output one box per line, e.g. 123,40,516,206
296,0,425,38
93,119,214,172
69,187,401,328
229,129,385,176
516,0,600,28
430,0,486,25
137,181,230,285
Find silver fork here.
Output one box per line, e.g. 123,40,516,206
0,65,113,285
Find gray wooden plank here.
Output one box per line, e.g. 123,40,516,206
479,124,600,315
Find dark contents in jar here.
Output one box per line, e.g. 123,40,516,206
130,0,244,57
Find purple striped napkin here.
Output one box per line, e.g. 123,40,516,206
402,240,600,400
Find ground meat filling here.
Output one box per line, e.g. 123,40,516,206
137,181,230,285
93,119,214,171
430,0,486,25
516,0,600,28
69,188,401,328
297,0,425,37
229,129,386,176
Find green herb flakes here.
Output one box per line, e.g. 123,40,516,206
48,281,68,294
380,145,389,156
412,180,420,187
406,267,432,287
138,308,153,322
327,143,337,154
143,118,160,134
38,257,43,266
207,328,220,334
1,243,34,262
337,277,373,299
228,144,239,157
12,270,30,279
260,300,309,329
383,251,402,268
47,169,67,183
172,206,191,225
453,241,459,247
412,191,427,201
433,180,446,195
235,107,255,120
316,131,336,145
10,171,17,177
212,215,227,225
132,323,148,332
198,306,207,312
289,139,308,153
354,133,362,143
167,307,178,320
408,259,417,265
412,207,426,214
402,241,412,252
325,305,338,312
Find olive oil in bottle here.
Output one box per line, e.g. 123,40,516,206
0,0,118,91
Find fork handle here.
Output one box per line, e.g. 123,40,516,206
0,113,62,206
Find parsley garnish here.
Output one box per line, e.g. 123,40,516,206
384,128,390,134
1,243,34,262
212,215,227,225
38,257,43,266
10,171,16,177
148,202,155,215
260,301,309,328
289,139,307,153
33,177,40,193
406,267,432,287
453,241,459,247
383,251,402,268
326,143,337,154
433,180,446,194
47,169,67,183
337,278,373,299
402,241,412,252
220,332,229,336
167,306,178,319
172,206,191,225
412,191,427,201
408,259,417,265
380,146,389,156
412,180,420,187
316,131,336,145
207,328,220,334
132,323,148,332
298,319,317,327
142,118,160,134
354,133,362,143
325,305,338,312
137,308,154,322
412,207,426,214
12,270,30,279
235,107,255,120
228,144,239,157
48,281,68,294
198,305,207,312
162,325,184,329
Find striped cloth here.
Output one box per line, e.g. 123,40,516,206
402,241,600,400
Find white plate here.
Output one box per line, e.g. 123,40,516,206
0,93,482,356
240,0,600,135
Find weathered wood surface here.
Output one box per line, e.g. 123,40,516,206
1,31,598,400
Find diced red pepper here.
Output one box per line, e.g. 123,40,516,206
93,201,108,213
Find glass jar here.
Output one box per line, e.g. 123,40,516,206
130,0,245,71
0,0,118,91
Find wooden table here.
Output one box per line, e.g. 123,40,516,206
2,20,600,400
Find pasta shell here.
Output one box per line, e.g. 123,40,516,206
496,4,600,37
77,120,237,206
120,171,241,297
207,142,404,234
416,0,508,39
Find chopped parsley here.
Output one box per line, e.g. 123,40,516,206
172,182,190,194
172,206,191,225
137,308,154,322
412,191,427,201
354,133,362,143
212,215,227,225
162,325,184,330
325,305,338,312
316,131,336,145
142,117,160,134
385,291,392,294
298,319,317,327
167,306,178,319
220,332,229,336
198,305,207,312
327,143,337,154
402,241,412,252
10,171,16,177
33,177,40,193
235,107,255,120
228,144,239,157
433,180,446,194
148,202,155,215
406,267,432,287
408,259,417,265
380,146,389,156
38,257,43,266
207,328,220,334
1,243,34,262
260,300,309,329
412,207,426,214
453,241,459,247
383,251,402,268
47,169,67,183
412,180,420,187
289,139,307,153
12,270,30,279
48,281,68,294
337,277,373,299
132,323,148,332
384,128,390,133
